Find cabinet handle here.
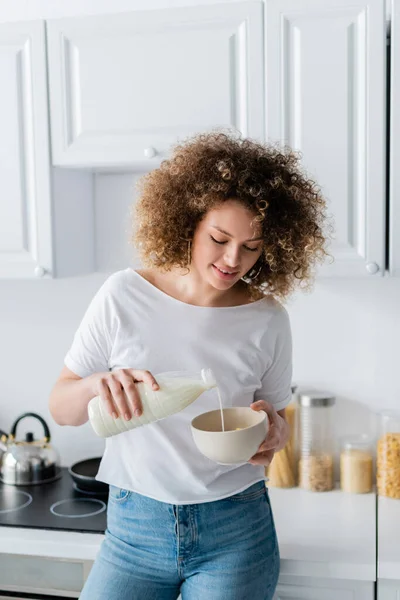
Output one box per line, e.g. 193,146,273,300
366,262,379,274
34,266,46,278
144,147,157,159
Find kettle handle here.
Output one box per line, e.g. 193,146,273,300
10,413,51,442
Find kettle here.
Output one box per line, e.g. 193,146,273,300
0,412,60,485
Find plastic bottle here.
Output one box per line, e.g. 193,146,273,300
88,368,217,438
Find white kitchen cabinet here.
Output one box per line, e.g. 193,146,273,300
0,21,95,279
377,496,400,600
265,0,386,278
0,21,53,278
0,552,93,597
46,2,264,169
276,575,374,600
377,580,400,599
389,0,400,276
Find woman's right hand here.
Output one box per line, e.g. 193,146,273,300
90,369,159,421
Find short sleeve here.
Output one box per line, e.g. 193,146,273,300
64,278,115,378
254,306,293,411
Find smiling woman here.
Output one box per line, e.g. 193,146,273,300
134,130,331,300
49,129,331,600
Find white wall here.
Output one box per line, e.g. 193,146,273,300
0,172,398,465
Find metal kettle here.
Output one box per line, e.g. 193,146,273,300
0,412,60,485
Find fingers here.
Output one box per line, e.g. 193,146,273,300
98,377,117,419
258,425,281,452
96,369,158,420
108,374,131,420
251,400,280,427
250,400,281,453
119,371,143,418
248,448,275,466
130,369,159,391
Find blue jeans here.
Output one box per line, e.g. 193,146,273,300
80,481,280,599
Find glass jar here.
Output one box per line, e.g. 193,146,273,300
267,385,298,488
377,410,400,499
298,390,335,492
340,435,373,494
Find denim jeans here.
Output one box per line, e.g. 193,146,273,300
79,481,280,600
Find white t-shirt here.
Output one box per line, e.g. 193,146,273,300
64,269,292,504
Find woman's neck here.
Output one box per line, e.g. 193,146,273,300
137,268,251,307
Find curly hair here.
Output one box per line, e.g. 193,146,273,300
133,130,332,299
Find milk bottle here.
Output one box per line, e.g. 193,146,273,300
88,368,216,438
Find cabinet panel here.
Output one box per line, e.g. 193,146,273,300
0,21,53,278
377,580,400,600
389,0,400,275
47,2,264,168
276,578,374,600
266,0,386,277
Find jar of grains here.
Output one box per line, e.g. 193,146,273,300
340,435,373,494
377,410,400,499
298,391,336,492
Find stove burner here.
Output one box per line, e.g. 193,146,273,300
73,482,108,497
0,489,32,514
50,498,106,518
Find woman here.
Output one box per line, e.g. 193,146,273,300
49,131,328,599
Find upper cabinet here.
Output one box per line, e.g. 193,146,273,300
390,0,400,276
265,0,386,278
46,2,264,169
0,21,53,278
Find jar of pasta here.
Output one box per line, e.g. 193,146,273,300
267,385,298,488
298,390,336,492
377,410,400,499
340,435,373,494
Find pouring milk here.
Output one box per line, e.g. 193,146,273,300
88,368,225,438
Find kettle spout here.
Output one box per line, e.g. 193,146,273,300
0,431,8,452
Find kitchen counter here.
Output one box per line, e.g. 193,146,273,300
377,495,400,580
0,486,377,582
269,486,376,581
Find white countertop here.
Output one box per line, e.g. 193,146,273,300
0,487,377,582
377,496,400,580
269,487,376,581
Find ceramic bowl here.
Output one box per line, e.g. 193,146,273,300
191,407,268,465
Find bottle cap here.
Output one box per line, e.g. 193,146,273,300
201,368,217,389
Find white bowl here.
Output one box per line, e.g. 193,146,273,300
191,407,268,465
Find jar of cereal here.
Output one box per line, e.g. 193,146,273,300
340,435,373,494
298,390,336,492
377,410,400,499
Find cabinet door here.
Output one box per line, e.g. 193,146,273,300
377,580,400,600
0,21,53,278
276,581,374,599
266,0,386,277
389,0,400,275
47,2,264,169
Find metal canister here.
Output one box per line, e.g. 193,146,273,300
298,391,336,492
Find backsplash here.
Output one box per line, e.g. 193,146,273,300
0,173,399,465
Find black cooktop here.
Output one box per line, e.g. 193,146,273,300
0,467,108,534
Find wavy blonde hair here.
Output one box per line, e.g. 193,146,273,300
133,130,332,299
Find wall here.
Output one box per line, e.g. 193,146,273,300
0,172,398,465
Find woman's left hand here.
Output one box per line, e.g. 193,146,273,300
247,400,290,466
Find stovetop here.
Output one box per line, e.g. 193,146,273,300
0,467,108,534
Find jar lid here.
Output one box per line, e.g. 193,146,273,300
297,390,335,407
341,433,374,451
